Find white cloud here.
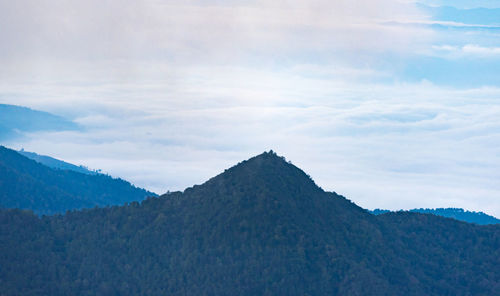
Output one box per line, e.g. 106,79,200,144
0,0,431,86
416,0,500,9
462,44,500,56
0,0,499,217
3,79,500,217
429,44,500,58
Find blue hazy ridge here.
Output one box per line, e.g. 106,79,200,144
0,104,79,140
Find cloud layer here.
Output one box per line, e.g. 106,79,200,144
1,0,499,216
4,79,500,216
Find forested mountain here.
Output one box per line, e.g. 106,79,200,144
0,104,78,140
371,208,500,225
0,146,156,215
18,149,98,175
0,151,499,295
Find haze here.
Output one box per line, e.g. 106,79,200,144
1,0,499,216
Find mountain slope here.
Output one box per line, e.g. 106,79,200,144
0,104,78,140
0,146,156,215
371,208,500,225
18,149,98,175
0,151,498,295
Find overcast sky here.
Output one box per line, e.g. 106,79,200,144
1,0,500,216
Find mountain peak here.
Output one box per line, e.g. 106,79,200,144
3,150,498,295
195,150,321,197
239,150,291,169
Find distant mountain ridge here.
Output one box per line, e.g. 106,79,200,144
0,146,156,215
0,151,498,295
371,208,500,225
18,149,98,175
0,104,78,140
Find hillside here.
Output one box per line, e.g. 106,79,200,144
0,151,499,295
0,104,78,140
371,208,500,225
0,146,156,215
18,149,98,175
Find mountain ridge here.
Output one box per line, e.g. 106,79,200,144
372,208,500,225
18,149,99,175
0,146,156,215
0,151,498,295
0,104,79,140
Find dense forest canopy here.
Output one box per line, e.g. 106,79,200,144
1,151,498,295
0,146,156,215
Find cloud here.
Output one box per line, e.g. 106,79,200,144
0,0,431,86
431,44,500,58
0,1,499,217
417,0,500,9
462,44,500,56
3,79,500,216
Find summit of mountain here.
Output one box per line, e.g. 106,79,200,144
160,151,373,247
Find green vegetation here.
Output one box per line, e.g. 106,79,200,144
0,146,156,215
0,151,498,295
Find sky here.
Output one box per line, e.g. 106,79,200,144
1,0,500,216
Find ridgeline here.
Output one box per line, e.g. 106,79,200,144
0,151,498,295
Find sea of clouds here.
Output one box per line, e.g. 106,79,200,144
1,0,499,215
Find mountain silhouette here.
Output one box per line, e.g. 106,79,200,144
0,104,79,140
18,149,99,175
372,208,500,225
0,146,156,215
0,151,498,295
